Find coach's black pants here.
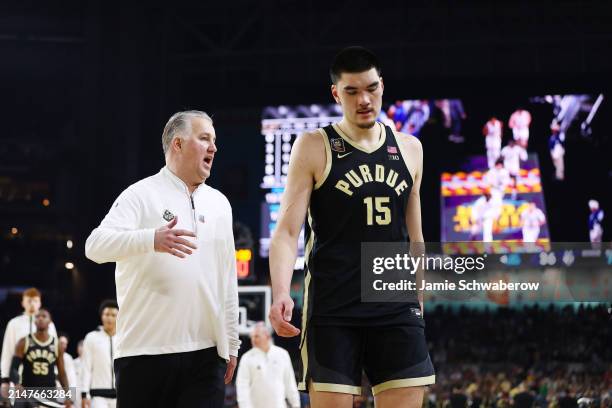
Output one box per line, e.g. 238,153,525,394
114,347,226,408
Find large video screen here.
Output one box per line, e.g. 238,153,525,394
439,93,604,253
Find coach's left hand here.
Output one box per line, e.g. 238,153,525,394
224,356,237,384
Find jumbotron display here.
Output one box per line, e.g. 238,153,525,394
440,93,604,253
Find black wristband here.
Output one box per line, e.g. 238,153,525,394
81,392,87,399
0,378,9,384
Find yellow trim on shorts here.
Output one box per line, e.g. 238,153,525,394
372,375,436,396
300,211,313,348
314,128,332,190
312,382,362,395
299,214,313,388
298,320,309,390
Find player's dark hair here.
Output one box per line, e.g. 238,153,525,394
330,46,381,84
37,307,51,319
495,158,504,166
99,299,119,316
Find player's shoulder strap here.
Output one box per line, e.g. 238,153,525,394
388,126,419,183
52,335,58,358
313,127,333,190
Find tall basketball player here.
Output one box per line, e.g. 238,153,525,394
269,46,435,408
10,308,72,407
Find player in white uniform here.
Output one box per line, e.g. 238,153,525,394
59,333,80,408
1,287,57,402
520,203,546,242
484,158,511,208
588,200,604,243
73,340,85,408
236,322,300,408
470,191,500,242
500,139,527,200
483,117,503,169
508,109,532,148
81,300,118,408
500,139,527,177
549,120,565,181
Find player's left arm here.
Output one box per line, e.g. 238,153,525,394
398,133,426,313
9,338,25,385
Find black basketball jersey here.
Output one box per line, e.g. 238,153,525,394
21,334,58,387
303,122,419,327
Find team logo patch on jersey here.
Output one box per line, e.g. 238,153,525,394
330,138,346,152
163,209,175,221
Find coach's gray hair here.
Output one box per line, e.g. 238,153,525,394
162,110,213,155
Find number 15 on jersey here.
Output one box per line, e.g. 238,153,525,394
363,197,391,225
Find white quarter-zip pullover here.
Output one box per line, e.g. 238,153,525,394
236,345,300,408
81,328,116,397
85,167,240,360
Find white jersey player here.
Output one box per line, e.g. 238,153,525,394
588,200,604,243
59,334,81,408
483,117,503,169
471,192,500,242
521,203,546,242
484,159,511,206
509,109,532,148
500,139,527,200
500,139,527,177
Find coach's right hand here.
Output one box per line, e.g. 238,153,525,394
270,293,300,337
154,216,197,258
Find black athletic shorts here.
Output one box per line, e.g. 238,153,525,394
114,347,226,408
298,324,435,396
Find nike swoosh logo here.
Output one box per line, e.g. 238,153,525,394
337,152,353,159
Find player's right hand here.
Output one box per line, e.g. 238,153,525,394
0,383,7,399
270,294,301,337
82,397,91,408
154,216,197,258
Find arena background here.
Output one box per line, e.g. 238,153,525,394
1,1,611,406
